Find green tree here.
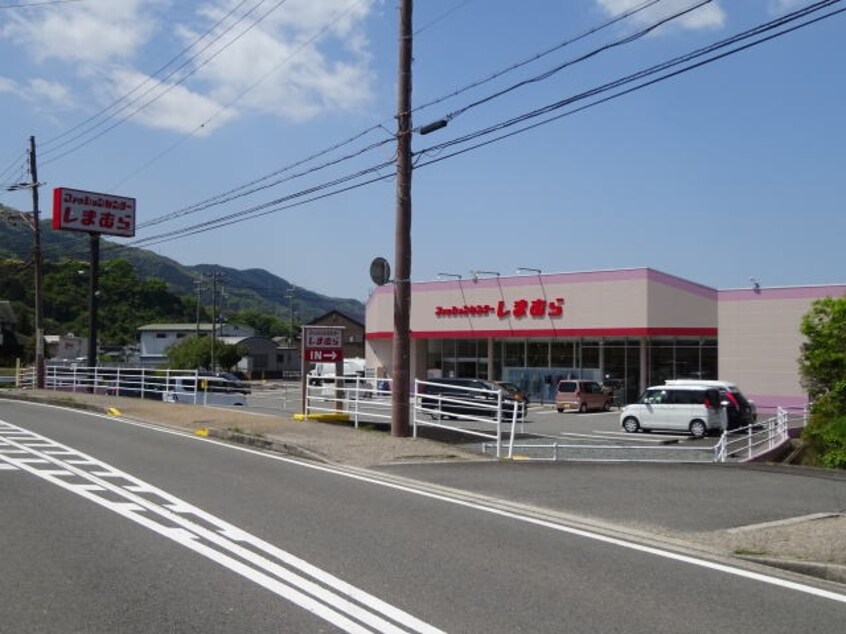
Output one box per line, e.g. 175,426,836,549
798,296,846,468
230,308,287,338
165,334,247,372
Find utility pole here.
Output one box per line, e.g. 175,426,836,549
28,136,45,389
286,286,296,345
391,0,413,437
210,271,223,371
194,275,206,337
211,271,218,371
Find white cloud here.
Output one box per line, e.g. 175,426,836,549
182,0,376,122
0,76,16,94
0,0,162,65
768,0,807,12
596,0,727,31
0,0,377,134
26,78,76,108
104,67,236,135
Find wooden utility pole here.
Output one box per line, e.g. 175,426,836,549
391,0,413,437
28,136,45,389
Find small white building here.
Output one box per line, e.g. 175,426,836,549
138,323,255,366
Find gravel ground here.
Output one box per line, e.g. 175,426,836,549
3,389,844,584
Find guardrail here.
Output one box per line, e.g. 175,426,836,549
412,379,526,459
713,406,805,462
305,376,393,425
12,365,249,407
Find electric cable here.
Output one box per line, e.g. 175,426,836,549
40,0,291,165
32,1,841,263
40,0,253,150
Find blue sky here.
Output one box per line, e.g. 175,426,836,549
0,0,843,302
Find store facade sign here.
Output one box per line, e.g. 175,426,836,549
435,297,564,319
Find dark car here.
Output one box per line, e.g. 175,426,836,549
417,378,526,420
198,371,251,394
494,381,530,406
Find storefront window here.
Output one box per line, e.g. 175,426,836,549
675,340,701,379
550,340,574,367
504,341,525,367
527,340,548,368
581,341,600,368
649,339,675,386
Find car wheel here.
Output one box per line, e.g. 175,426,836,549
622,417,640,433
556,407,564,413
579,402,588,414
603,400,611,412
689,420,707,438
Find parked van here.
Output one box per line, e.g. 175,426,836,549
664,379,756,428
162,375,247,407
555,379,611,413
619,384,724,437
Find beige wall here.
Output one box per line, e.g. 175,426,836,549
366,269,717,338
717,287,846,409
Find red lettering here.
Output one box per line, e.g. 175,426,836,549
548,298,565,317
529,298,546,317
513,299,528,318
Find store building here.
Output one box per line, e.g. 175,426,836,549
365,268,846,412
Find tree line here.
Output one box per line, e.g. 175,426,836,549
0,257,296,364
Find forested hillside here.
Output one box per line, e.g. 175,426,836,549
0,209,366,355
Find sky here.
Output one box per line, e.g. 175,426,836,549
0,0,843,303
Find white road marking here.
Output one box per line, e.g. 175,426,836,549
5,400,846,607
0,419,445,634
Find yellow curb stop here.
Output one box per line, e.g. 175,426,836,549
106,407,122,416
195,428,209,437
293,413,350,423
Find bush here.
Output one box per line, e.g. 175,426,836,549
802,398,846,469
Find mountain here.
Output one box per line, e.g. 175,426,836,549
0,207,365,324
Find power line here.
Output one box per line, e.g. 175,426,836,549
110,0,677,230
41,0,253,150
439,0,715,124
29,1,842,266
411,0,668,118
109,0,372,192
125,0,846,251
40,0,292,165
415,1,845,166
0,0,82,8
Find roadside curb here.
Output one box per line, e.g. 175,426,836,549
736,555,846,585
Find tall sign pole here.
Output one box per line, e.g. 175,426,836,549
391,0,413,437
86,233,100,368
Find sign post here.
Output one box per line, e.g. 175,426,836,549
301,326,345,415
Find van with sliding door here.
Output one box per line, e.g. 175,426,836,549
619,384,723,437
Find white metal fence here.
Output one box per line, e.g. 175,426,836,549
411,379,526,459
14,364,249,407
493,407,807,463
713,406,807,463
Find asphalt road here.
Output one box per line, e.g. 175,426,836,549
2,399,844,633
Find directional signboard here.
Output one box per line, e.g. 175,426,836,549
303,327,344,363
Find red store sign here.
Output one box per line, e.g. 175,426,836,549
52,187,136,237
435,297,564,319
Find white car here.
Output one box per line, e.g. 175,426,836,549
620,384,724,437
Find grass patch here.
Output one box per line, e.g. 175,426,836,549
734,548,769,557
